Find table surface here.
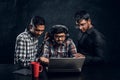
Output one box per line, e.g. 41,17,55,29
0,64,120,80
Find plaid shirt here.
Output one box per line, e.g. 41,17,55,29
42,38,77,58
14,29,39,67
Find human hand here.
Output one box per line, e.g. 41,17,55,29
40,57,49,63
73,53,85,58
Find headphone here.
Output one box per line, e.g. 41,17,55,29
30,16,34,26
27,16,35,31
49,25,69,40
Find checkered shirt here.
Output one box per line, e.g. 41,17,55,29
42,38,77,58
14,30,39,67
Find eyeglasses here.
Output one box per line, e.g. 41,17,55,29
54,35,66,38
35,29,44,32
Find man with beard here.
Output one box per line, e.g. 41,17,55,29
14,16,45,68
40,24,84,64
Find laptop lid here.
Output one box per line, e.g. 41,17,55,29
48,57,85,72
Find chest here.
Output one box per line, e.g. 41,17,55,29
49,45,69,58
78,33,94,47
26,39,38,50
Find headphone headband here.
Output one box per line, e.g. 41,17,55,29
30,17,34,26
52,25,68,32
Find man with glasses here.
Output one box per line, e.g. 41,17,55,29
39,25,84,63
14,16,45,68
74,10,106,65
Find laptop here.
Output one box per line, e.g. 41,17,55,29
47,57,85,72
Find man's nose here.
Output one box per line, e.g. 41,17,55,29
58,37,62,40
79,26,82,30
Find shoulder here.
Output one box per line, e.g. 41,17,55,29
90,28,104,39
65,38,74,44
90,28,105,44
16,31,29,41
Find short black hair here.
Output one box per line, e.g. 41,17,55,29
51,25,68,35
30,16,45,27
74,10,90,23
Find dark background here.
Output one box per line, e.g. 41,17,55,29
0,0,119,64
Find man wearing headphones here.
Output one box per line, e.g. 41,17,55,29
40,25,84,63
14,16,45,68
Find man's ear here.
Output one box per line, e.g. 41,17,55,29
88,19,91,25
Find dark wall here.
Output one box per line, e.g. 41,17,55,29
0,0,119,64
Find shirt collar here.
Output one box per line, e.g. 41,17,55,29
86,25,94,34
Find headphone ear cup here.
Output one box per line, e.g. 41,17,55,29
66,33,69,39
29,25,34,32
47,32,53,40
66,33,69,37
